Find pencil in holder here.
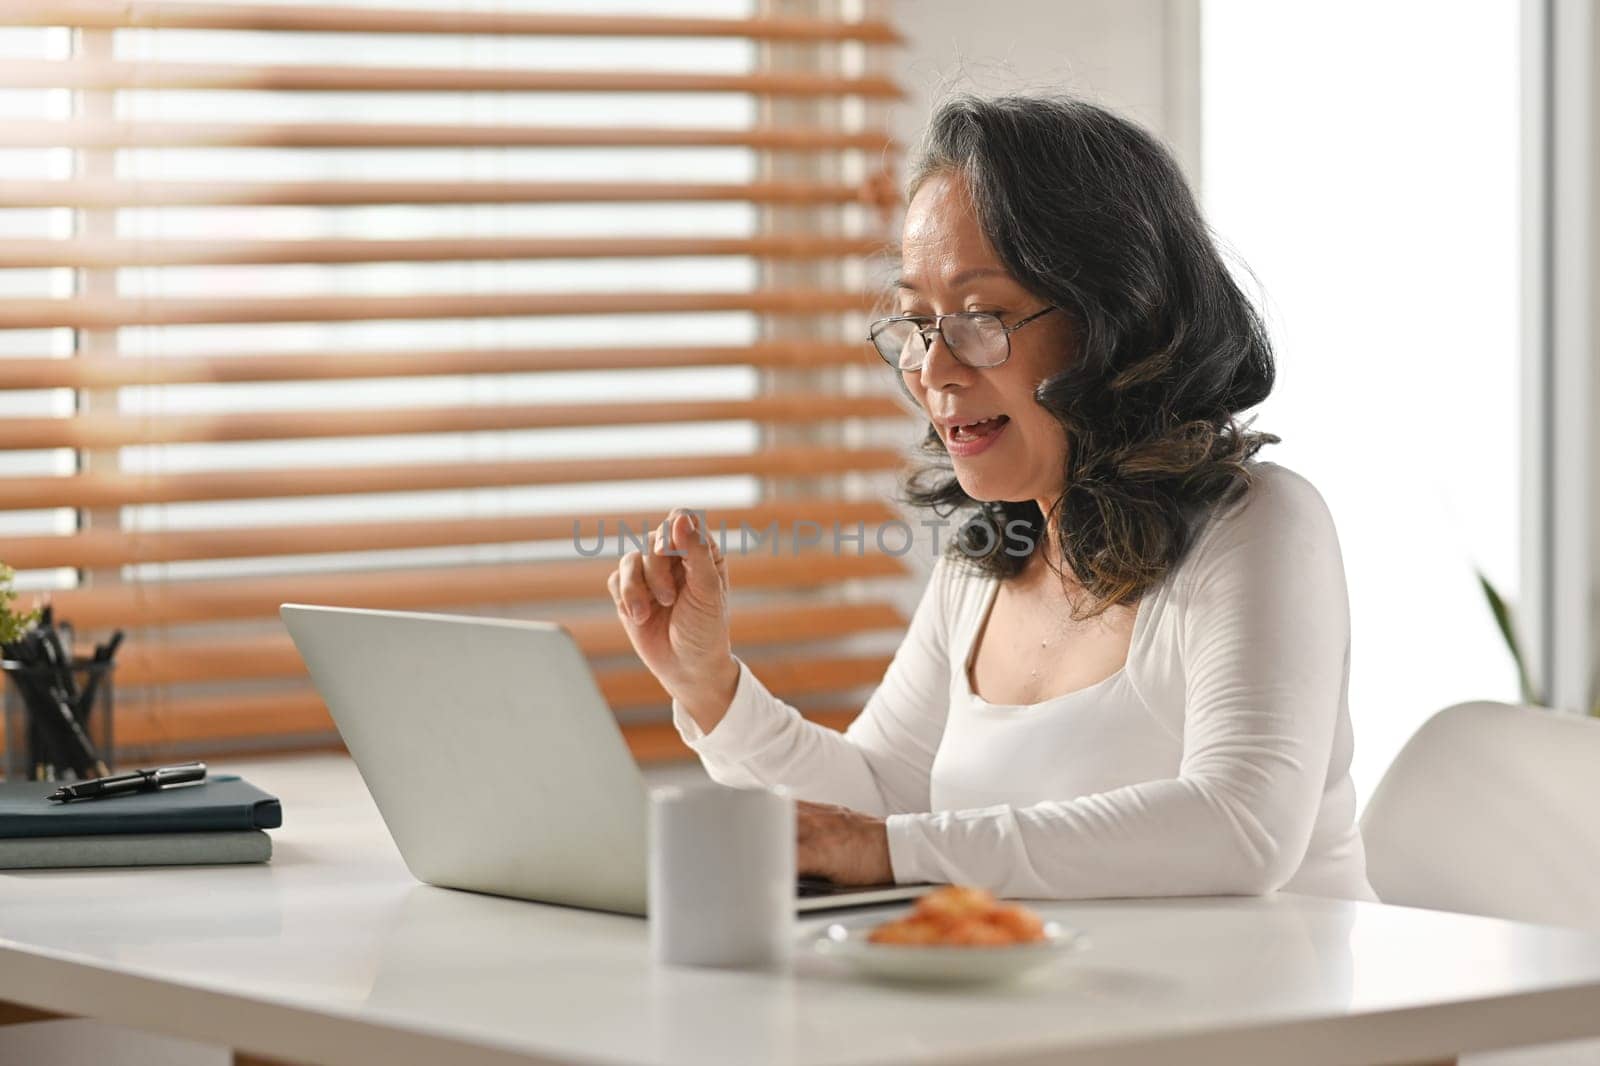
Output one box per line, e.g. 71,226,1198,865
1,657,115,783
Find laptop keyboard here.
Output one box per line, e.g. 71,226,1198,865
797,876,910,898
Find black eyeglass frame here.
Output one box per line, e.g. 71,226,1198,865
866,306,1058,371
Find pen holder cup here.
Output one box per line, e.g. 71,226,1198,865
1,658,115,782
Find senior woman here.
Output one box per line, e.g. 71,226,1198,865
605,93,1377,903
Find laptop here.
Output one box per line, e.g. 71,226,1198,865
280,603,931,916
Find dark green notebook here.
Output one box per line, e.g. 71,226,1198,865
0,775,282,838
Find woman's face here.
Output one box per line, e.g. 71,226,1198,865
895,170,1074,505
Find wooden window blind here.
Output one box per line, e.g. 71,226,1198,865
0,1,915,764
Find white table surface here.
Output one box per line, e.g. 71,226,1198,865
5,754,1600,1066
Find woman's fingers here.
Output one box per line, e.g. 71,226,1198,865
795,801,830,850
795,810,820,877
672,510,726,600
686,512,728,592
796,801,848,879
611,508,726,626
616,550,655,625
639,513,679,607
606,568,634,625
794,800,892,885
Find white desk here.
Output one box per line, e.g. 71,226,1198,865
4,754,1600,1066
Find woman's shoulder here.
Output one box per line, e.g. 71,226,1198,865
921,550,1002,637
1209,458,1334,523
1176,460,1342,578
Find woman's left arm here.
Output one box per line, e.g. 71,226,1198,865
883,471,1350,898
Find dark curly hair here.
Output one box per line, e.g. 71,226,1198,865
896,92,1280,620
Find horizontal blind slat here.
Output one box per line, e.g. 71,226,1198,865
114,656,886,725
0,178,876,209
0,288,875,329
5,498,902,569
2,393,906,449
113,601,907,686
8,4,902,43
0,60,903,98
0,446,908,511
1,234,887,269
0,120,894,150
0,343,875,390
45,551,911,628
103,705,860,765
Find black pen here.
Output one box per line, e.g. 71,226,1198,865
32,630,106,779
76,629,123,730
48,762,207,803
40,626,78,708
10,631,68,778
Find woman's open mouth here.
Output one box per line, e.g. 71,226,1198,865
945,415,1010,457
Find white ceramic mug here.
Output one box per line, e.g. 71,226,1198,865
648,782,795,970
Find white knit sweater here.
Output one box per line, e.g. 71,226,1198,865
672,461,1377,902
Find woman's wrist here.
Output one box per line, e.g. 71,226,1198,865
674,655,741,734
864,817,894,885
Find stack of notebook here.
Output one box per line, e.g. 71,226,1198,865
0,774,282,869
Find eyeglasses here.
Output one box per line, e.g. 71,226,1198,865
867,307,1057,372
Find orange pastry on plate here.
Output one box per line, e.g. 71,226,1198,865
810,886,1082,984
867,885,1049,947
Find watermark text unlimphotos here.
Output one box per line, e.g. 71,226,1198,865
573,512,1039,560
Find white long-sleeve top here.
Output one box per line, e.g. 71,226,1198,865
671,461,1378,901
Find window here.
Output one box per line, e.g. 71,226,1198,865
1201,0,1523,805
0,1,914,764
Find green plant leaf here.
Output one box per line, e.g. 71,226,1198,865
0,562,41,646
1477,568,1540,706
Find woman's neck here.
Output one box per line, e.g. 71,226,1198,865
1030,496,1061,562
1022,521,1078,588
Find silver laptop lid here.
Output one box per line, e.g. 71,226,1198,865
281,604,650,917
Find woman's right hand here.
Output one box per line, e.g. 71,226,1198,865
605,507,740,733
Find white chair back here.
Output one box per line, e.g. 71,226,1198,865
1361,701,1600,930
